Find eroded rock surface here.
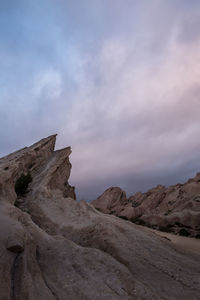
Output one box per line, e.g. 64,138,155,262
0,136,200,299
92,177,200,238
92,187,127,215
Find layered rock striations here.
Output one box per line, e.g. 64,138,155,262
0,136,200,299
92,177,200,238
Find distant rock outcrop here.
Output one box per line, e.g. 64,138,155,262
0,136,200,299
92,176,200,238
92,187,128,214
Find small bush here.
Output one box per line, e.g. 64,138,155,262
132,202,140,208
118,216,128,221
95,207,102,212
131,218,146,226
167,224,173,228
179,228,190,237
15,172,32,196
158,226,172,233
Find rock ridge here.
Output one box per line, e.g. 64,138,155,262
92,175,200,238
0,136,199,299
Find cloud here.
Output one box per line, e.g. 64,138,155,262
61,21,200,199
1,1,200,200
178,14,200,44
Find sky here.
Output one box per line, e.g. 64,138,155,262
1,0,200,200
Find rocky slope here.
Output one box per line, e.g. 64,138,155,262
92,176,200,238
0,136,200,299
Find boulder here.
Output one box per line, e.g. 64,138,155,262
91,187,127,214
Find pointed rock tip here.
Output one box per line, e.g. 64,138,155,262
30,134,57,151
55,146,72,156
45,134,57,140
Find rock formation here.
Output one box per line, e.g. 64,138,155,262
92,187,128,215
0,135,200,299
92,177,200,238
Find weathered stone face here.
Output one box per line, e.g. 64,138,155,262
0,136,200,299
91,187,127,215
92,174,200,237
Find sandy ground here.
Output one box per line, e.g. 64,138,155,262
147,228,200,257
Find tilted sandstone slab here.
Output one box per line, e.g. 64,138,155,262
0,136,200,299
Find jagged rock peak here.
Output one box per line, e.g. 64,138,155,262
29,134,57,152
0,134,76,204
0,134,57,162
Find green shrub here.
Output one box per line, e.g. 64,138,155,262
15,172,32,196
179,228,190,237
118,216,128,220
131,218,146,226
158,226,172,233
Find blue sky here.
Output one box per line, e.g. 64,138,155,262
1,0,200,200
